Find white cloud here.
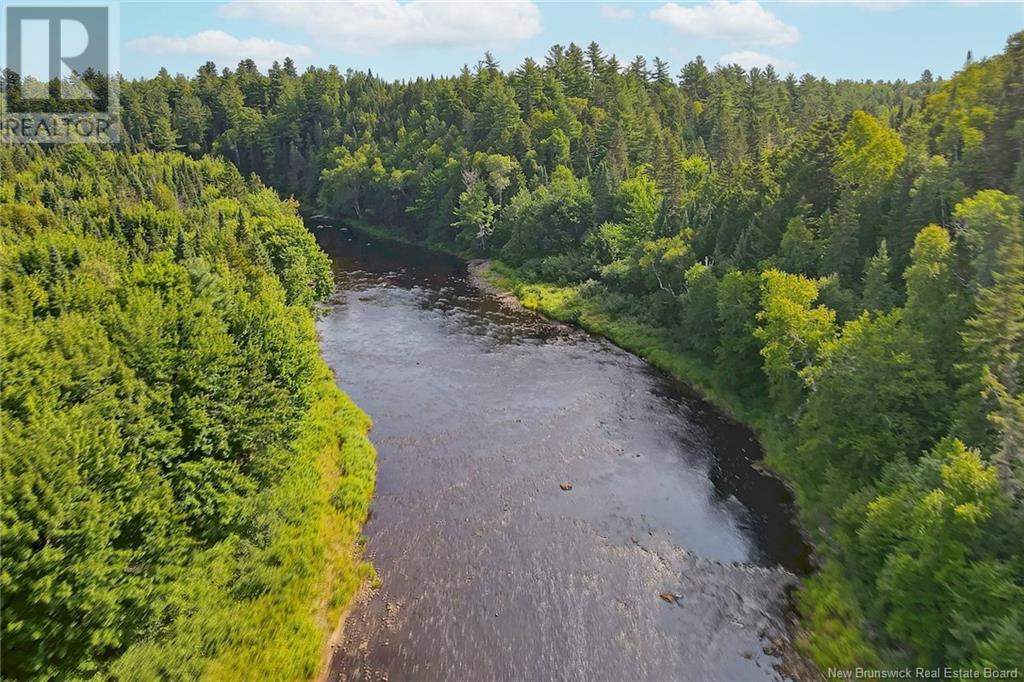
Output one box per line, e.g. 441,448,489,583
650,1,800,47
217,1,543,53
718,50,795,71
126,30,311,68
600,4,634,20
810,0,912,9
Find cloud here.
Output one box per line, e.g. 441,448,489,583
600,4,634,20
809,0,912,8
217,1,543,53
126,30,311,68
650,1,800,47
718,50,795,71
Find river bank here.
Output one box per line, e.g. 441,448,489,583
467,258,876,675
315,223,825,680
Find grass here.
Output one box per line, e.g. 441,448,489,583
307,215,880,672
481,259,882,671
110,361,377,681
484,261,771,427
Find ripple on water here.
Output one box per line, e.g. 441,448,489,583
313,225,810,682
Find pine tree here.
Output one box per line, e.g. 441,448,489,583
174,230,190,262
904,225,965,377
652,57,671,87
961,234,1024,503
821,195,861,284
235,209,247,243
585,42,605,76
862,240,898,313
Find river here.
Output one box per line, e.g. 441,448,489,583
314,223,812,682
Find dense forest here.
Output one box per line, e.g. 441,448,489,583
108,31,1024,672
0,146,376,679
2,27,1021,678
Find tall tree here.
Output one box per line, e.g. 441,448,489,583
755,270,836,416
862,240,899,313
904,225,965,377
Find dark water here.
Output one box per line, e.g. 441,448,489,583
314,225,811,682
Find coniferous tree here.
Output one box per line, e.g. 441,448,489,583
862,240,899,313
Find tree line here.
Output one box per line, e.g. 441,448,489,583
0,144,376,679
5,30,1023,674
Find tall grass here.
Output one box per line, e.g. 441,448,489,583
482,260,880,668
110,361,376,681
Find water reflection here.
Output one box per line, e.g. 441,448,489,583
314,224,810,682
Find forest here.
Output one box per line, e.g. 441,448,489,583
0,146,376,679
109,32,1024,671
3,27,1023,678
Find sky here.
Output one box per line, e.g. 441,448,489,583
117,1,1024,83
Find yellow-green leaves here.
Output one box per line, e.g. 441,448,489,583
1,146,365,680
834,111,906,197
954,189,1023,290
755,269,836,413
855,439,1016,667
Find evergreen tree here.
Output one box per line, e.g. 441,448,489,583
904,225,965,377
862,240,899,313
778,216,821,277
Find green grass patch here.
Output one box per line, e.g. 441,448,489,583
110,362,377,681
482,260,883,671
485,260,771,428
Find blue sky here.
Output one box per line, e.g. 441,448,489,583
119,1,1023,82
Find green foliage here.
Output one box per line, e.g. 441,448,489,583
755,270,836,416
678,263,719,359
454,173,498,251
862,240,899,313
636,233,695,297
777,216,821,277
852,439,1021,667
613,166,661,246
954,190,1023,291
904,225,966,376
715,269,767,397
0,147,375,680
820,196,862,284
498,166,593,264
797,311,946,505
815,274,859,324
38,29,1024,676
794,561,883,670
834,111,906,197
958,213,1024,499
319,144,386,218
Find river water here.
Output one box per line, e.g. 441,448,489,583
314,224,811,682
